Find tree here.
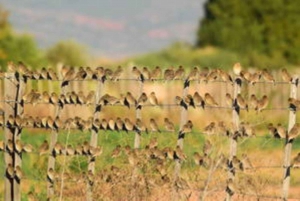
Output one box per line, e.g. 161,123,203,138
197,0,300,65
0,5,46,69
46,40,89,66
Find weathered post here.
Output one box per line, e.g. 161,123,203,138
282,76,298,201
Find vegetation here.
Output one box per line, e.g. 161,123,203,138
197,0,300,66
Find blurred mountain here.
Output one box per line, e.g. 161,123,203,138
2,0,205,59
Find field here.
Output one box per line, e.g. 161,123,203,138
1,63,300,201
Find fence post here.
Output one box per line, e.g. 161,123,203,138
226,77,241,201
134,81,143,149
172,83,189,200
86,81,102,201
4,73,17,201
282,76,298,201
13,73,26,201
47,82,64,199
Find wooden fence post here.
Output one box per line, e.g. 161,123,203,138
47,82,64,199
86,81,102,201
172,83,189,200
4,73,17,201
134,81,143,149
226,77,241,201
13,74,26,201
282,76,298,201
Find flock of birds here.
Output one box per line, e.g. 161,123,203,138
0,61,297,86
2,61,300,199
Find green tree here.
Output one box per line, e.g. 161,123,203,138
197,0,300,65
0,5,46,69
46,40,89,66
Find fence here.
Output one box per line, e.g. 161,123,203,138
0,63,300,201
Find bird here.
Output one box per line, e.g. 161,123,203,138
149,118,161,133
149,92,159,106
115,117,124,132
231,156,242,171
124,92,137,109
193,152,203,166
184,94,195,108
184,67,198,87
193,92,205,109
61,67,75,87
174,146,187,161
77,91,86,105
100,118,108,130
288,97,300,112
262,68,275,84
111,145,122,158
124,118,135,132
104,68,113,80
203,122,216,135
15,139,23,154
149,137,158,149
150,66,162,80
75,67,87,80
39,140,49,155
108,118,115,131
89,146,103,157
226,179,235,196
174,66,185,80
15,165,23,181
93,66,105,82
240,70,252,83
142,67,151,81
111,66,123,81
233,62,242,76
6,139,14,154
47,68,58,80
40,67,48,80
249,71,261,85
50,92,59,105
132,66,142,81
288,123,300,142
42,91,50,104
256,95,269,112
249,94,258,109
164,118,175,132
276,123,287,139
136,92,148,109
236,94,248,111
240,122,255,137
281,68,292,83
291,153,300,168
218,69,233,84
66,145,75,156
203,140,212,155
47,168,55,183
206,69,218,82
0,140,4,151
85,91,95,106
225,93,234,108
136,118,148,133
240,154,253,170
179,120,193,139
6,163,14,179
204,93,218,107
175,96,187,109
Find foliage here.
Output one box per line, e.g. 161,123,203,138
197,0,300,65
46,40,89,67
0,6,46,69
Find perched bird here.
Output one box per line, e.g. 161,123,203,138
184,67,198,87
164,67,175,81
6,139,14,154
61,67,75,87
193,152,203,166
136,92,148,109
164,118,175,132
281,68,292,83
262,68,275,84
199,67,209,83
203,122,216,135
225,93,234,108
249,94,258,109
47,68,58,80
39,140,49,155
15,139,23,154
124,92,137,109
174,66,185,80
218,69,233,84
150,66,162,80
50,92,59,105
184,94,195,108
136,118,148,133
288,123,300,142
226,179,235,196
149,118,161,133
149,92,159,106
233,63,242,76
77,91,86,105
276,123,287,139
203,140,212,155
100,118,108,130
240,70,252,83
111,66,123,81
111,145,122,158
75,67,87,80
288,97,300,112
0,140,4,151
47,168,55,183
115,117,124,132
206,69,218,82
179,120,193,139
108,118,115,131
149,137,158,149
236,94,248,111
204,93,218,107
124,118,135,132
86,91,95,106
42,91,50,104
15,165,23,181
40,67,48,80
240,154,253,170
174,146,187,161
291,153,300,168
231,156,242,171
249,71,262,85
6,163,14,179
141,66,151,81
240,122,255,137
193,92,205,109
132,66,142,81
175,96,187,109
256,95,269,112
93,66,105,82
89,146,103,157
